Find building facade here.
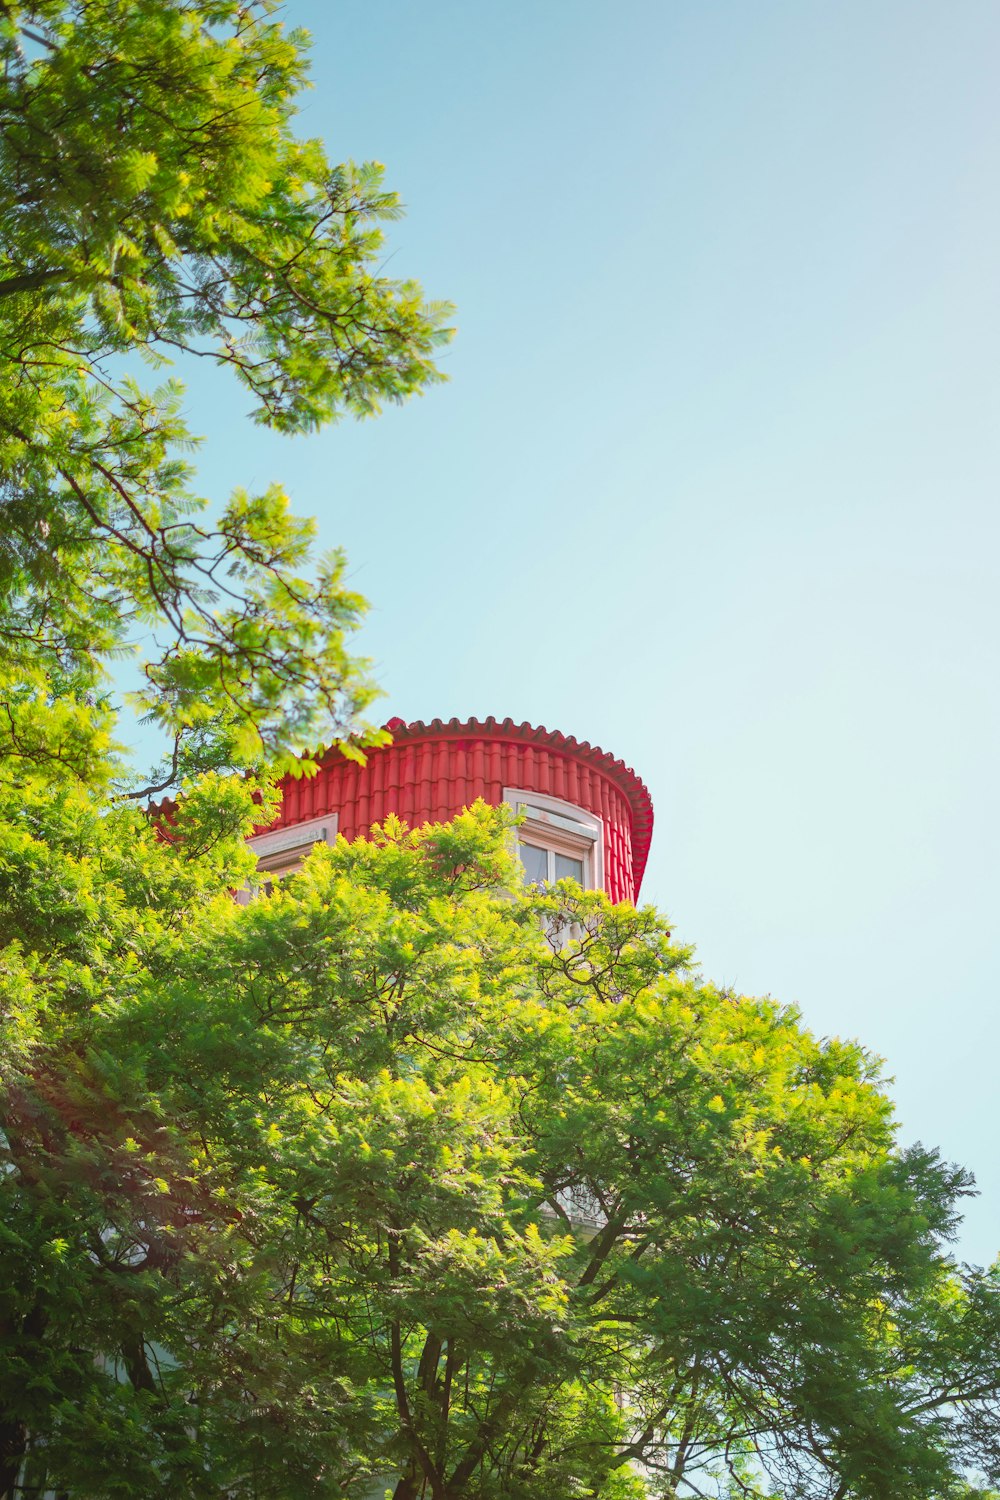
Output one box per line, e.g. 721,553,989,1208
247,716,653,902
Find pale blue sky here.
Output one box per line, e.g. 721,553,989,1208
164,2,1000,1261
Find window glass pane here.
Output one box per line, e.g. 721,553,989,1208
554,853,584,884
518,841,549,885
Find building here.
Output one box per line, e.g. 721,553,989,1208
244,716,654,1499
246,715,653,902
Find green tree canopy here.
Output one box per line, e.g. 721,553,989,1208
0,0,451,788
1,5,999,1499
2,790,1000,1499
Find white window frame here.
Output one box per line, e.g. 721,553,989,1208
502,787,603,892
236,812,339,901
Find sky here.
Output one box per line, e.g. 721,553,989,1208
162,2,1000,1263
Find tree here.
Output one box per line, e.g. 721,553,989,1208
2,792,1000,1499
2,4,1000,1498
0,0,451,788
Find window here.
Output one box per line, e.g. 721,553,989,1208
236,813,339,902
502,789,602,891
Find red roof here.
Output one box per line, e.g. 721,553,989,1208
345,716,654,898
154,715,655,903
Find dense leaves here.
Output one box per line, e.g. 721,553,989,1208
1,4,999,1497
2,790,999,1498
0,0,451,784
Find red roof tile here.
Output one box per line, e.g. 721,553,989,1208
295,716,655,902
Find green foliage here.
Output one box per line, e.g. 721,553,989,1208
2,796,1000,1498
0,0,452,788
1,5,999,1499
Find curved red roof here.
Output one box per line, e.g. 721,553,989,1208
157,715,655,903
320,717,659,900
